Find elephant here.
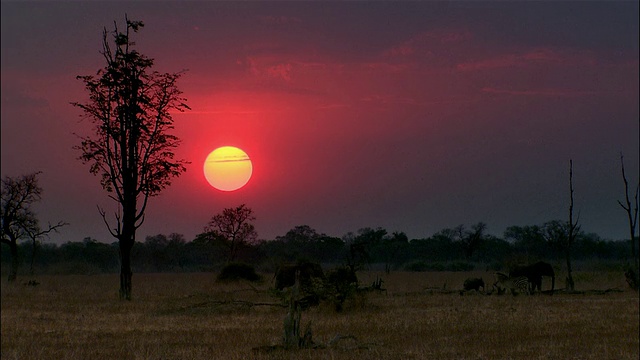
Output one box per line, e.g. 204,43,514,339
274,261,325,291
510,261,555,294
463,277,485,292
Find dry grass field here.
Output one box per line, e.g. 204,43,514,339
2,270,638,359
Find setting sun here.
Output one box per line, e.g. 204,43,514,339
203,146,253,191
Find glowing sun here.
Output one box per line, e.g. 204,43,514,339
203,146,253,191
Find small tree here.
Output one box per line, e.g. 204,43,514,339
204,204,257,263
617,152,639,289
1,172,67,281
72,17,189,299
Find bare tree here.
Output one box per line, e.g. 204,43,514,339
204,204,257,263
25,221,69,276
565,159,579,291
1,172,67,282
617,152,639,289
540,161,580,291
72,17,189,299
460,222,487,260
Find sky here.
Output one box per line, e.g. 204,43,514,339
1,1,638,245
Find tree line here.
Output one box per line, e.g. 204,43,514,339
1,223,635,276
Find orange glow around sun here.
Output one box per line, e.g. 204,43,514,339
203,146,253,191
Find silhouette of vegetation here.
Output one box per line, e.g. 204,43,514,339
617,152,639,290
1,172,67,281
71,16,189,300
216,263,261,283
565,160,580,291
1,223,634,278
203,204,257,263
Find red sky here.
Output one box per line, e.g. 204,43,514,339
1,1,638,243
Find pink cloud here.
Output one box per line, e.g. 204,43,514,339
481,87,600,97
361,62,409,73
384,29,473,58
457,48,596,71
258,15,302,25
386,44,415,57
242,56,294,81
267,63,292,81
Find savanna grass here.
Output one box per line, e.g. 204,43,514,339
2,271,638,359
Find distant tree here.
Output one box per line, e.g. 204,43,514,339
459,222,487,260
504,225,549,259
71,17,189,299
275,225,321,261
617,152,639,289
419,227,463,261
1,172,67,281
277,225,319,244
272,225,344,263
25,219,69,276
382,231,408,274
565,160,579,291
204,204,257,263
541,163,581,292
343,227,386,272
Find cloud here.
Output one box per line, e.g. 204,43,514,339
0,80,49,111
361,62,409,73
258,15,303,26
384,29,473,58
456,48,596,71
267,63,293,81
481,87,600,97
243,56,294,81
359,94,418,106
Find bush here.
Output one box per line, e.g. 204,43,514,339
216,263,262,282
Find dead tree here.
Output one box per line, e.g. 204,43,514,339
566,159,579,291
283,271,314,349
617,152,639,289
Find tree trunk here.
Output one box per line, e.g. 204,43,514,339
631,229,638,277
30,239,37,276
8,241,18,282
565,250,575,291
119,240,133,300
566,159,576,292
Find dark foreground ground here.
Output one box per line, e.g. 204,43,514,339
2,271,638,359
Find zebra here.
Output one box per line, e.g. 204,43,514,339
493,272,530,295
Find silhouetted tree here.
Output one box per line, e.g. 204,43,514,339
25,219,69,276
382,231,408,274
540,161,580,291
275,225,322,261
460,222,486,260
72,17,189,299
1,172,66,281
204,204,257,263
617,152,639,289
504,225,549,259
344,228,386,272
565,160,579,290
